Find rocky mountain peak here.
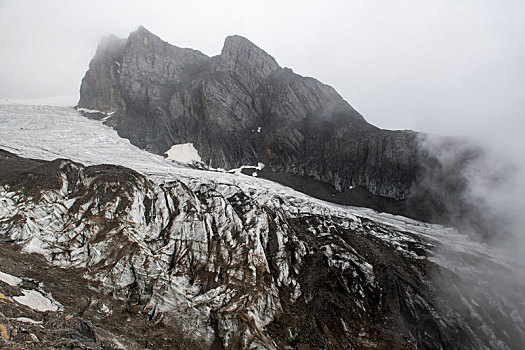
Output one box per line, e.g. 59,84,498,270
128,25,161,45
135,24,150,33
96,34,127,56
219,34,280,80
124,25,208,67
78,28,487,231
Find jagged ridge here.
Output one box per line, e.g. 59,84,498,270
77,27,494,235
78,26,419,201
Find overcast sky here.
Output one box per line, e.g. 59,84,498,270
0,0,524,139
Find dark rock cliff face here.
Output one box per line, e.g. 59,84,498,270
78,26,488,231
78,27,419,200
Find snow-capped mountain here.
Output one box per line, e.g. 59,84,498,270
1,103,524,349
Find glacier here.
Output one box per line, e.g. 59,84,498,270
0,103,524,349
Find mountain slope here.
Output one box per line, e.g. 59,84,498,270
77,27,489,233
1,104,524,349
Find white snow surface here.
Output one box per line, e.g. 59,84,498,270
165,143,202,164
13,289,62,312
0,270,22,286
14,317,43,325
228,162,265,175
0,104,182,179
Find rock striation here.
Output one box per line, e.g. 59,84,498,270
78,27,419,199
78,26,490,232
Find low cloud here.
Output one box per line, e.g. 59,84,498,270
418,133,525,265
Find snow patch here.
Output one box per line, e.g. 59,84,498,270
22,236,48,255
76,107,106,114
228,163,265,175
0,270,22,286
100,111,115,122
13,289,62,312
14,317,43,325
165,143,202,164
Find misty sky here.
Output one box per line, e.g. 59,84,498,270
0,0,524,140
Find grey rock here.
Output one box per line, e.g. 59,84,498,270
218,35,280,85
78,34,126,112
78,26,488,231
77,27,416,198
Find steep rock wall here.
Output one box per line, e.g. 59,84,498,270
78,27,421,200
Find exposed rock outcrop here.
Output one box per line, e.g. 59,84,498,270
78,27,495,234
78,27,419,200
